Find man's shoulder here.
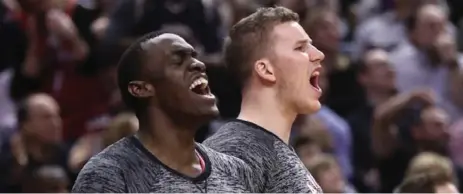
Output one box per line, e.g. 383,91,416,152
83,137,136,170
72,137,139,192
203,120,275,159
204,120,274,147
199,144,250,173
269,142,322,193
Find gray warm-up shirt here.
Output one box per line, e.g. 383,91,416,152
72,136,256,193
204,119,322,193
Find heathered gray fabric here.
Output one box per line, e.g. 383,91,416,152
72,136,257,193
203,119,323,193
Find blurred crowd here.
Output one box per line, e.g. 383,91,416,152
0,0,463,193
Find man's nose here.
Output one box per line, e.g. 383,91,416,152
188,59,206,72
310,45,325,62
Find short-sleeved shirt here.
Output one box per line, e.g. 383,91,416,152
203,119,322,193
72,136,256,193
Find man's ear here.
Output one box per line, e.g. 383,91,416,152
254,59,276,83
128,81,155,98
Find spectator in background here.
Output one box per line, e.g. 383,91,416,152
371,89,452,192
303,8,363,117
390,4,458,97
348,48,396,192
352,0,422,60
308,65,353,181
306,154,356,193
449,66,463,166
397,152,460,193
0,93,71,192
437,33,463,122
21,165,69,193
1,0,110,142
102,0,223,64
395,171,459,193
405,152,456,182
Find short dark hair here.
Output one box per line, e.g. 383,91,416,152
396,171,453,193
117,31,162,116
225,6,299,88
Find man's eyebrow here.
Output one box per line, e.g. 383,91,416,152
171,47,197,57
295,39,312,45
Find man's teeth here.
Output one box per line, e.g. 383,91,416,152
311,71,320,77
189,77,208,90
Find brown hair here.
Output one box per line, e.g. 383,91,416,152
396,170,454,193
305,153,339,181
225,6,299,88
406,152,454,178
297,115,333,152
102,112,138,147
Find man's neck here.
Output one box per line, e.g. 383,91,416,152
238,89,296,144
137,107,200,176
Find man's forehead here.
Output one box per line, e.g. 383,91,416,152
272,22,311,44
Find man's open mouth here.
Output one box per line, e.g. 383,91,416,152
189,77,214,98
309,71,321,91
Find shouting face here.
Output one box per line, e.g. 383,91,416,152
269,21,325,114
128,33,219,124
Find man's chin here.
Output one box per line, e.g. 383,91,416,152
194,106,220,122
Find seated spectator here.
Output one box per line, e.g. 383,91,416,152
395,171,458,193
390,4,460,101
3,0,110,142
21,165,69,193
406,152,456,183
371,89,453,192
352,0,419,60
352,0,451,60
310,66,353,180
306,154,356,193
348,48,396,192
0,93,71,192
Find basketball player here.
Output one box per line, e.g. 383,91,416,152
72,33,256,193
204,7,324,193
